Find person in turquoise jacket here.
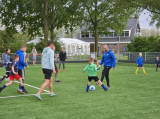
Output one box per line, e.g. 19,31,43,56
35,41,56,100
135,53,147,75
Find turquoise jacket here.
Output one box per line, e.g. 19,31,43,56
41,47,55,70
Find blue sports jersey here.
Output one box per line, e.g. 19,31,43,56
136,57,143,66
155,59,160,65
100,49,116,68
10,61,18,75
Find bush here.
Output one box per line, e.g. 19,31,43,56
127,36,160,52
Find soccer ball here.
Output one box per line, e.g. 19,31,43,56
90,85,95,91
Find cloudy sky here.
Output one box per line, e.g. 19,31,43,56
139,10,157,28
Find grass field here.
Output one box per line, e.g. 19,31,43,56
0,63,159,119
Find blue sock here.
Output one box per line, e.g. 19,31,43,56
2,85,7,89
86,85,90,92
20,86,24,89
101,84,107,90
22,79,24,83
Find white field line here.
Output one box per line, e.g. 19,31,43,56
0,93,49,99
14,80,50,93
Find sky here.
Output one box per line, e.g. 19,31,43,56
139,9,157,28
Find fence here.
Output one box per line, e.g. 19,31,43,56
0,52,97,64
118,52,160,64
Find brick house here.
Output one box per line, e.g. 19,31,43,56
76,18,140,56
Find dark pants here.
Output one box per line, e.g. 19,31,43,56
101,66,111,86
156,64,160,71
59,60,65,70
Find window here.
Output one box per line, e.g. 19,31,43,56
92,34,95,37
113,44,117,46
114,33,118,37
120,32,125,37
125,31,129,37
108,32,113,37
81,31,89,38
104,34,108,37
100,34,104,37
86,33,89,37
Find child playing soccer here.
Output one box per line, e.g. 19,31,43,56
155,56,160,71
83,57,107,92
0,55,28,94
0,58,12,83
135,53,147,75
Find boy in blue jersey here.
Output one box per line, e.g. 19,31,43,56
15,45,29,93
155,56,160,71
135,53,147,74
99,45,116,89
0,55,27,94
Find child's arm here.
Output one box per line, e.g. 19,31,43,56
12,66,17,74
136,58,139,65
83,65,88,73
94,65,100,72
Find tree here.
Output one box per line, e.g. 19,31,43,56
0,0,71,43
134,0,160,28
77,0,136,54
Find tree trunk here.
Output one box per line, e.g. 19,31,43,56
94,25,98,56
44,1,48,43
50,25,54,42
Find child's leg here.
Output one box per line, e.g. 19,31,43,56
1,81,13,91
98,80,107,90
5,81,13,87
156,65,158,71
142,66,146,74
86,81,91,92
135,67,139,74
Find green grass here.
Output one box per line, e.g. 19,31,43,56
0,63,160,119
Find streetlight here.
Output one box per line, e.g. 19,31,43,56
117,35,120,60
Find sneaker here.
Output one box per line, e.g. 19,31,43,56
135,72,137,75
63,70,65,72
58,69,60,72
106,86,110,89
95,82,101,87
17,89,25,94
50,93,56,97
35,94,43,100
22,89,28,93
0,87,3,93
55,80,61,83
144,73,147,75
0,79,2,84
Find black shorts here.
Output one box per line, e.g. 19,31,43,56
18,69,25,78
88,76,99,82
156,64,160,67
138,65,143,67
42,69,52,80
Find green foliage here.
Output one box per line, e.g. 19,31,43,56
127,36,160,52
0,30,24,53
0,30,62,53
